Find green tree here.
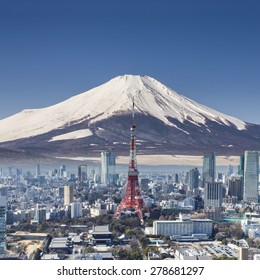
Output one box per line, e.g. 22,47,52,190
84,247,95,254
129,250,143,260
140,237,149,248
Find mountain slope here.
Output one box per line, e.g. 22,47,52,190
0,75,259,157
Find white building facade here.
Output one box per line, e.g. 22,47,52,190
153,216,213,238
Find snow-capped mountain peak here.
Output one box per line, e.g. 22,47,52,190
0,74,247,143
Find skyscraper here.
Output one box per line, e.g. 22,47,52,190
78,165,88,183
35,204,46,224
204,182,223,209
238,154,245,176
243,151,259,203
228,175,243,201
71,202,83,218
202,152,216,185
64,185,74,206
36,164,40,178
188,168,199,193
0,197,6,254
101,151,116,185
59,165,66,178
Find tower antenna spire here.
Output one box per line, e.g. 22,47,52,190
132,97,135,124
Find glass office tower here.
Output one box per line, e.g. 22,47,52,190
101,151,116,185
243,151,259,203
202,152,216,185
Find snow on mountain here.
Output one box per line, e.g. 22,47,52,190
48,129,93,142
0,74,246,143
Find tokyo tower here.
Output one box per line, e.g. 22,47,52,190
114,102,149,224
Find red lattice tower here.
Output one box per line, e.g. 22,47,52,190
114,103,149,224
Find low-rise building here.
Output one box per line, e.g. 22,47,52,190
89,225,113,246
48,237,73,254
153,214,212,239
241,218,260,236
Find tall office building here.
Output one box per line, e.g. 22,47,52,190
174,173,179,183
238,154,245,176
202,152,216,185
204,182,223,209
35,204,46,224
59,165,66,178
0,197,6,254
78,165,88,183
188,168,199,192
101,151,116,185
64,185,74,206
36,164,41,178
71,202,83,218
89,169,96,181
243,151,259,203
228,175,243,201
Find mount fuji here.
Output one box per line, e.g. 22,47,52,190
0,74,260,159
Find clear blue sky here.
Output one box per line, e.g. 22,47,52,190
0,0,259,123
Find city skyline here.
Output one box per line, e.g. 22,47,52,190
0,146,259,260
0,0,260,124
0,111,259,260
1,1,260,262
